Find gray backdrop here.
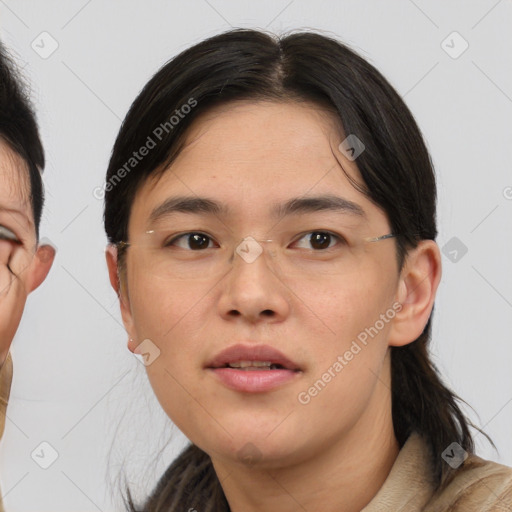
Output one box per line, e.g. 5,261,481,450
1,1,511,510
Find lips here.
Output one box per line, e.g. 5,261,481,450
206,343,302,393
206,343,301,371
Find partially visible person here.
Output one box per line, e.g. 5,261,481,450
104,29,512,512
0,41,55,511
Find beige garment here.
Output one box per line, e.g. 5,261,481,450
0,352,12,438
0,352,12,512
363,431,512,511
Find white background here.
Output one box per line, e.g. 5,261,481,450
1,1,511,510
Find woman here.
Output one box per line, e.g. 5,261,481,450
0,41,55,511
104,29,512,511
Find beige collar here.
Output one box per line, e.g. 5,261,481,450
362,432,436,511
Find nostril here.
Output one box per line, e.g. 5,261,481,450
261,309,274,316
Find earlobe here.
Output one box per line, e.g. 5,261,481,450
127,338,137,353
28,243,56,293
388,240,442,347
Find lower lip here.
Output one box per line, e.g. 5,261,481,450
208,368,300,392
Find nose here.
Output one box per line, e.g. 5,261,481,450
217,240,290,324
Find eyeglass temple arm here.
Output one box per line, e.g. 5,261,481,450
365,233,397,243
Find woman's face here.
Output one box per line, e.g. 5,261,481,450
111,101,416,469
0,139,54,364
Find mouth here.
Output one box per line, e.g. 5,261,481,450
205,344,302,393
206,343,301,372
218,361,289,371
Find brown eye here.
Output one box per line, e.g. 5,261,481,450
166,232,215,250
309,232,331,249
293,231,345,250
187,233,211,250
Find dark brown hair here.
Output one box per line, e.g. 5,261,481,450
103,28,487,511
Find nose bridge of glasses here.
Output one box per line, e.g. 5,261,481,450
234,236,275,265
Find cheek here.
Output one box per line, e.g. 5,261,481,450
292,265,395,344
291,268,395,404
127,272,213,393
129,272,214,343
136,297,222,445
294,288,393,435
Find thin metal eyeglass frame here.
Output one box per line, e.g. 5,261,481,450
115,232,398,249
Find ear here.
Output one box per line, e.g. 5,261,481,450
387,240,442,347
105,245,137,352
27,243,56,293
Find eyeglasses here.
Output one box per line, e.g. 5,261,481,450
117,226,397,281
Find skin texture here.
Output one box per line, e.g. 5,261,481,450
0,138,55,366
107,101,442,512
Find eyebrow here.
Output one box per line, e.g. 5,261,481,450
149,194,367,224
273,195,366,219
149,196,226,224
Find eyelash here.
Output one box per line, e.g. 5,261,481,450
163,231,347,251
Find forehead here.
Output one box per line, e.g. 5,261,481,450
0,138,33,226
176,100,344,173
131,101,387,229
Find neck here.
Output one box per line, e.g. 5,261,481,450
211,378,399,512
